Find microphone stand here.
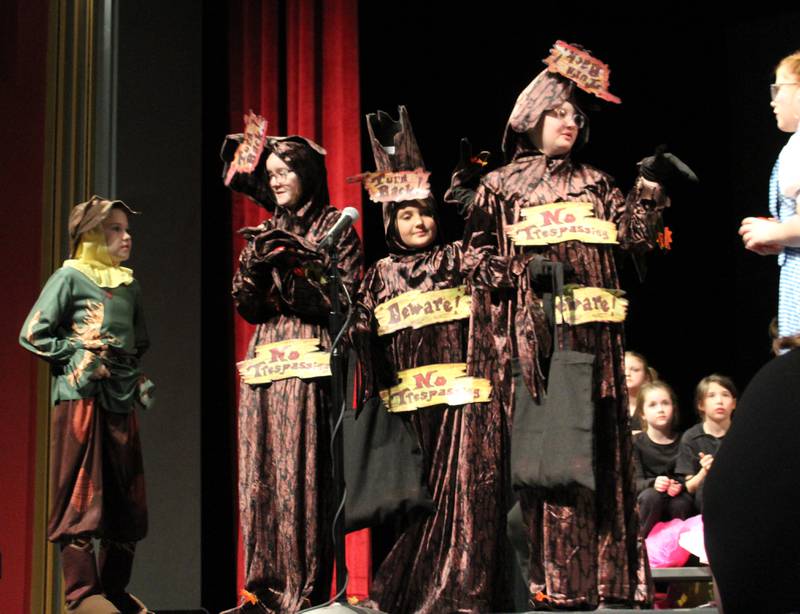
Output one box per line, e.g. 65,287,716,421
327,246,348,604
298,242,383,614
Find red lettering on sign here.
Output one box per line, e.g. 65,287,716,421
413,371,434,389
539,208,563,226
270,349,285,362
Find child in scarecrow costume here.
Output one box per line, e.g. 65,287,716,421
20,196,154,614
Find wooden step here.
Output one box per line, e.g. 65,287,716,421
652,566,714,583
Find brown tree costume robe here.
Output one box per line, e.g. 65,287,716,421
463,71,666,608
355,237,513,614
230,136,363,612
353,107,513,613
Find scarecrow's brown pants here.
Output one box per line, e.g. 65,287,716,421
48,399,147,604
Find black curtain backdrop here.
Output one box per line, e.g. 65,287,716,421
357,6,800,427
201,2,236,610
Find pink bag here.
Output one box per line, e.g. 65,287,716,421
645,518,691,568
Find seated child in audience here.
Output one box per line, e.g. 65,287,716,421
625,351,656,433
632,381,693,536
676,374,738,513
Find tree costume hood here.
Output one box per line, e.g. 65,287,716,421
365,105,441,255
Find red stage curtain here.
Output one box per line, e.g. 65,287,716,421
227,0,369,600
0,1,49,612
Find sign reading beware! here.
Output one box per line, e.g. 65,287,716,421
555,287,628,325
375,286,471,336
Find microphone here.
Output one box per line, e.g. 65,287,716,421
319,206,359,251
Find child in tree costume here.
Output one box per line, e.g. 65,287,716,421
458,43,695,608
223,135,363,613
353,107,513,613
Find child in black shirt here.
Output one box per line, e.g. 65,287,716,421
676,374,738,513
632,381,693,536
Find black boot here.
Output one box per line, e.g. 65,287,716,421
98,540,151,614
61,538,120,613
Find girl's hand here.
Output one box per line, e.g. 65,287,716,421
667,479,683,497
654,476,670,492
699,452,714,472
739,217,781,251
90,364,111,380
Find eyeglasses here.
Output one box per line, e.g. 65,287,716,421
770,82,800,101
546,107,586,129
268,168,295,183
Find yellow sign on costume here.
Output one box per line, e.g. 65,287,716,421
555,287,628,325
353,169,431,204
379,363,492,413
374,286,472,336
237,338,331,384
506,202,618,246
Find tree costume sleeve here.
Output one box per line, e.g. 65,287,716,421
350,265,382,402
280,224,363,319
461,243,543,291
463,183,501,253
463,178,549,397
19,270,102,395
220,133,276,210
461,183,541,289
234,223,363,322
232,228,284,324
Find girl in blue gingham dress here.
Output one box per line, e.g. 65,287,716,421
770,161,800,338
739,50,800,341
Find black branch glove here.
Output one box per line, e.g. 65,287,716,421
220,133,242,163
639,144,699,194
444,138,490,215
